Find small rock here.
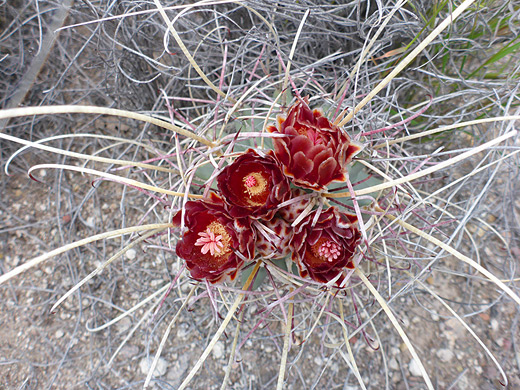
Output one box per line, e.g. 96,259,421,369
212,341,225,359
166,354,190,387
60,312,71,320
476,227,485,237
408,358,423,377
176,323,189,340
388,358,399,371
125,249,137,260
139,356,169,377
150,279,163,287
444,318,466,347
491,318,499,332
479,313,490,321
116,317,132,334
455,374,470,390
55,329,64,338
436,348,454,362
118,344,139,360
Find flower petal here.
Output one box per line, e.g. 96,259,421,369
317,156,338,185
291,151,314,177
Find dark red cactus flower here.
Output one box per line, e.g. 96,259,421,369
217,149,291,220
290,207,361,285
172,194,255,283
267,97,363,191
255,217,294,260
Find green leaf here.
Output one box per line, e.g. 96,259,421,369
468,38,520,78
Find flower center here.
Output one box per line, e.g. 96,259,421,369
244,175,257,188
243,172,268,199
194,221,231,257
311,238,342,263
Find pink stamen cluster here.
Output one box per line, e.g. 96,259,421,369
195,228,224,256
244,175,257,188
318,240,341,262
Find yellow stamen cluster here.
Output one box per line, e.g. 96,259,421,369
206,221,231,257
243,172,267,200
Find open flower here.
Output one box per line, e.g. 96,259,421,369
217,149,290,220
267,97,363,190
172,194,255,283
290,207,361,284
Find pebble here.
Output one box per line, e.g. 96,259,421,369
166,354,190,386
139,356,169,377
487,214,496,223
116,317,132,334
444,318,466,347
388,357,399,371
408,358,423,377
212,341,225,359
55,329,65,338
479,313,490,321
119,344,139,360
60,312,71,320
125,249,137,260
150,279,163,287
176,323,189,340
436,348,455,362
